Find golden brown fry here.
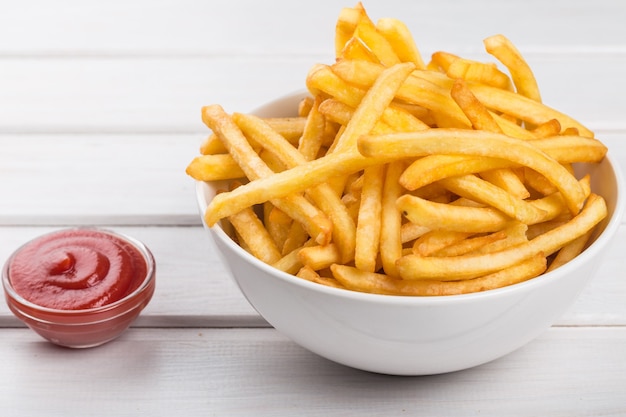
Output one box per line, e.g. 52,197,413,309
199,134,228,155
376,17,426,68
298,244,342,271
334,5,364,58
429,51,459,72
484,34,542,102
451,78,503,132
413,230,472,256
355,164,385,272
531,135,607,164
228,207,282,264
185,154,245,181
546,229,594,272
298,96,327,161
433,230,507,257
531,119,562,138
380,161,407,278
297,265,346,289
397,193,511,233
447,58,513,91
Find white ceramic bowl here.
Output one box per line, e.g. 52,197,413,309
196,92,625,375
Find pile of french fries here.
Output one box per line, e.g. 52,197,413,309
186,3,609,296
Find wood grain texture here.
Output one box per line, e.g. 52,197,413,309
0,327,624,416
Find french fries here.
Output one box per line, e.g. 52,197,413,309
187,2,609,296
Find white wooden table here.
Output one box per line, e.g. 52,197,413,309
1,1,625,415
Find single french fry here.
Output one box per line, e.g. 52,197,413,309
298,97,314,117
484,34,542,102
355,164,386,272
523,167,558,196
413,230,473,256
447,58,513,91
397,193,511,233
531,135,607,164
199,134,228,155
491,112,536,140
334,5,364,58
471,221,528,254
546,229,594,272
298,244,342,271
185,154,245,181
401,222,431,244
297,265,346,289
433,230,507,257
531,119,562,138
451,78,503,132
298,96,327,161
429,51,459,72
376,17,426,68
480,168,530,200
380,161,406,277
228,206,282,264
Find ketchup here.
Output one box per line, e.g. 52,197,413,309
7,228,147,310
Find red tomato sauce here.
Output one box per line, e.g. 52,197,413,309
7,229,147,310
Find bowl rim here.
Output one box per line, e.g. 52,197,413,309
197,150,624,305
2,226,156,317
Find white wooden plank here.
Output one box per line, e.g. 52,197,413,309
0,134,202,224
0,327,624,416
0,0,624,55
0,54,624,133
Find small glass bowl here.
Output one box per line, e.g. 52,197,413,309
2,228,156,348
